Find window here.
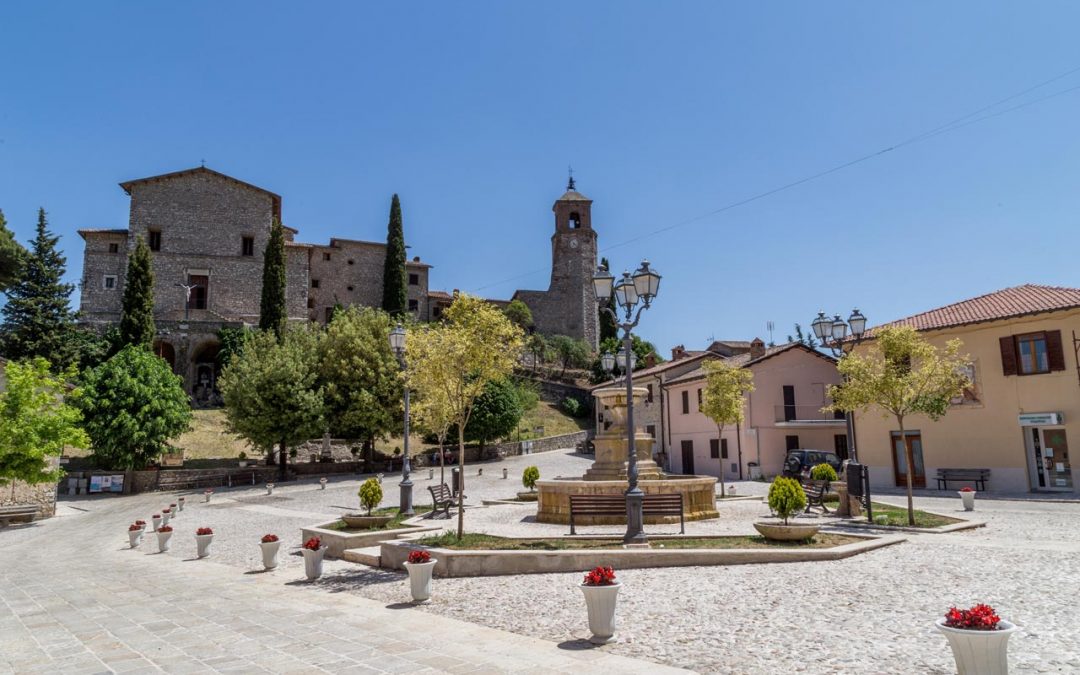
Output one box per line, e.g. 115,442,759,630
1001,331,1064,376
782,385,796,421
681,390,690,414
323,252,331,261
148,230,161,252
834,434,849,459
646,424,656,438
103,275,117,290
325,306,335,324
241,236,255,257
408,299,419,312
1017,333,1050,374
409,273,420,286
721,438,728,459
307,298,315,309
187,275,208,310
311,279,320,289
710,439,720,459
785,435,800,451
347,259,354,266
433,306,443,319
108,243,119,254
347,285,354,292
697,388,703,411
646,384,654,403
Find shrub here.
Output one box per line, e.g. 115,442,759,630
522,466,540,492
810,463,838,482
768,476,807,525
358,477,383,515
238,451,247,461
560,397,582,417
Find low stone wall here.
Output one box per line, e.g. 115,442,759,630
291,461,363,476
1,479,57,518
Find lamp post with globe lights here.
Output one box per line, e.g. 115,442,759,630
388,324,414,516
810,309,868,462
593,260,661,544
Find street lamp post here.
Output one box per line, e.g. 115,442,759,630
389,324,414,516
593,260,661,545
811,308,868,462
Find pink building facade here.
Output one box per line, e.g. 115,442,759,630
663,341,845,480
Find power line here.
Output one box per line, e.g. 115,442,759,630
473,65,1080,293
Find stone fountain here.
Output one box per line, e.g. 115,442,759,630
535,386,719,525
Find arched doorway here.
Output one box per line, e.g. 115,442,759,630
191,340,222,407
153,340,177,374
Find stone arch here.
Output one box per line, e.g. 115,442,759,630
190,339,222,407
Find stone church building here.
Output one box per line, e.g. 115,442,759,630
78,166,599,401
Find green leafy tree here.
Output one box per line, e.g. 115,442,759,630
77,346,192,470
220,327,325,481
504,299,533,330
597,257,618,342
380,194,408,317
0,209,27,292
827,326,970,525
0,208,76,368
594,334,661,381
548,334,592,377
216,327,251,370
318,306,400,470
787,323,818,349
700,359,755,497
0,358,88,488
526,333,550,372
463,378,524,452
258,218,287,336
118,236,155,349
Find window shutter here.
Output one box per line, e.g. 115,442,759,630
999,336,1017,376
1046,330,1066,372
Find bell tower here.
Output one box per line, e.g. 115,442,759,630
548,173,599,347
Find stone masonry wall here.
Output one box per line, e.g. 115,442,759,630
1,480,57,518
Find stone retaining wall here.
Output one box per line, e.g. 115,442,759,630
1,479,57,518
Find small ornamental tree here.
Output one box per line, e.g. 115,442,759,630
77,346,192,470
219,327,325,481
522,466,540,492
827,326,970,525
0,358,88,489
526,333,550,372
700,359,755,497
504,299,533,330
464,378,523,453
118,236,155,350
768,476,807,525
810,463,838,482
258,218,288,337
358,477,383,515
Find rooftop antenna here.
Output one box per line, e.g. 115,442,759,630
766,320,775,344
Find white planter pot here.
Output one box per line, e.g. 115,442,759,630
161,512,172,526
157,531,173,552
266,484,274,495
260,540,281,569
196,534,214,558
151,517,161,532
320,479,327,490
168,506,178,517
580,582,621,644
403,560,438,603
178,499,185,511
128,530,143,548
936,618,1017,675
302,547,325,580
204,493,212,503
960,491,976,511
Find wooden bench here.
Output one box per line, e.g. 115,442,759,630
800,480,830,514
568,493,684,535
427,483,454,519
936,468,991,491
0,504,40,526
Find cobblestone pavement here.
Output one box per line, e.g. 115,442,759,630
7,449,1079,674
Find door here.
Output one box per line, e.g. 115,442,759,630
892,431,926,488
680,440,695,475
782,385,796,421
187,274,208,310
1040,428,1073,490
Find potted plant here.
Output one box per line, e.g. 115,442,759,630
177,497,186,512
260,534,281,570
195,527,214,558
936,603,1017,674
579,566,620,644
128,523,144,548
754,476,819,541
151,514,162,531
959,487,976,511
403,549,438,603
238,451,248,467
204,489,213,503
134,519,146,531
266,483,275,495
518,466,540,501
157,525,174,552
168,503,178,518
161,508,172,526
302,536,324,580
342,478,392,528
319,477,328,490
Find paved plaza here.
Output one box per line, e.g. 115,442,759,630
3,449,1080,673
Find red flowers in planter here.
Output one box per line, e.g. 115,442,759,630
134,520,146,526
945,604,1001,631
582,566,617,586
162,508,171,514
302,536,321,551
158,525,173,533
261,534,279,543
960,487,974,493
196,527,213,536
128,523,142,531
407,550,431,564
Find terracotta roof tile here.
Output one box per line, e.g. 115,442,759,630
873,284,1080,334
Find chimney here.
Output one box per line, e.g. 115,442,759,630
413,256,421,262
749,338,766,359
671,344,686,360
644,353,657,368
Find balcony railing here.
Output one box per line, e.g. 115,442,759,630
774,405,847,425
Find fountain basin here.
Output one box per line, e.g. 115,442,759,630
536,475,719,525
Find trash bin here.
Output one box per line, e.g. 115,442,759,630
451,467,462,496
747,462,762,480
846,461,864,497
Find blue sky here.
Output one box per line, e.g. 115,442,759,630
2,2,1080,353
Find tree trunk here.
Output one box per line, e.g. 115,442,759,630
278,437,287,482
899,417,915,526
457,425,466,539
717,424,726,498
438,437,446,486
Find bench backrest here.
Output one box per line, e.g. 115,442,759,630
569,493,683,514
937,468,991,476
429,484,452,501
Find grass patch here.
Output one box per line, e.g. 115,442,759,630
328,505,433,531
414,532,863,550
868,502,960,528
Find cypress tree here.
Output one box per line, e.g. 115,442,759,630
0,209,27,292
118,236,155,349
380,194,408,317
598,257,618,342
0,208,75,367
259,218,287,337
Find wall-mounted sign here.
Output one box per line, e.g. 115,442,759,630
1018,412,1064,426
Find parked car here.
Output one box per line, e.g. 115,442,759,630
783,449,843,479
